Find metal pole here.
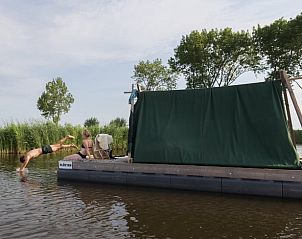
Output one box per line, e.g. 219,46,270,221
289,76,302,81
280,70,302,128
128,84,134,163
281,79,296,146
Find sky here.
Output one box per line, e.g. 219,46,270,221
0,0,302,128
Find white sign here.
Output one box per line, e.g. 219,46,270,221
59,160,73,170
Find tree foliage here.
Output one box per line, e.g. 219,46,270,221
132,59,178,91
109,117,127,127
169,28,260,89
253,13,302,80
37,77,74,125
84,117,100,127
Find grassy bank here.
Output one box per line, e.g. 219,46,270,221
295,130,302,144
0,121,128,154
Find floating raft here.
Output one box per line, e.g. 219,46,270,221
57,158,302,199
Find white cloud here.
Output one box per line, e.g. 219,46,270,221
0,0,231,69
1,0,302,69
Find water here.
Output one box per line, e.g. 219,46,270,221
1,147,302,239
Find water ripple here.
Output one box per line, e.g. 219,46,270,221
1,152,302,238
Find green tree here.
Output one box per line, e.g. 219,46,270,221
253,13,302,80
37,77,74,125
109,117,127,127
169,28,260,89
84,117,100,127
294,14,302,70
132,59,178,91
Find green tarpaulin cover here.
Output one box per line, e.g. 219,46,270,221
131,80,300,168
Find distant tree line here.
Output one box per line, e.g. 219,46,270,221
132,12,302,90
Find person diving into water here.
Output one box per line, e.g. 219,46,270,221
18,135,77,171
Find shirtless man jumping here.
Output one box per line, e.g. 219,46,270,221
19,135,77,171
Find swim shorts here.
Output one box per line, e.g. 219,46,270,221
41,145,53,154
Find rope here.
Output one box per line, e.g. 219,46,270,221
293,80,302,90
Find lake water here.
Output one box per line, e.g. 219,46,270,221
1,146,302,239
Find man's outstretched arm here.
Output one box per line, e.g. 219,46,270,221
19,156,31,171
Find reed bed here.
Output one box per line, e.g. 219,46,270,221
0,121,128,155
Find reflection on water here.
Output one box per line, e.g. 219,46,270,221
0,147,302,238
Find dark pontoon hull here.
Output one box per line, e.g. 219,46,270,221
57,159,302,199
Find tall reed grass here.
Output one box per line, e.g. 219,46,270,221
0,121,128,155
